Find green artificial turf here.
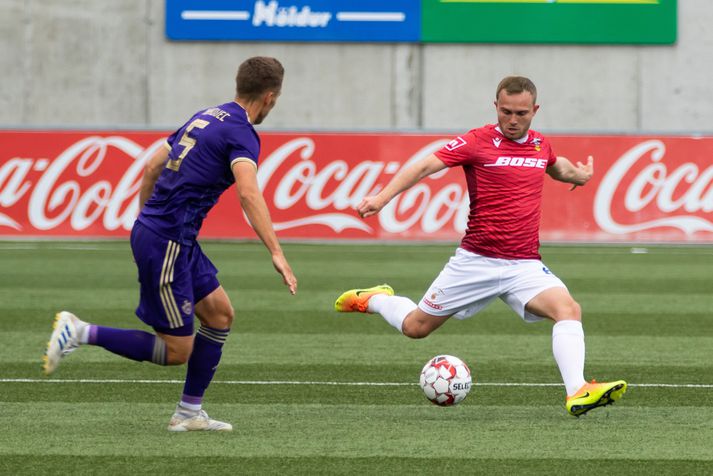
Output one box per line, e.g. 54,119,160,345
0,241,711,475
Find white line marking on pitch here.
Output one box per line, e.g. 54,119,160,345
1,378,711,388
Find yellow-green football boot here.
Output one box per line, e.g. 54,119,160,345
566,380,627,417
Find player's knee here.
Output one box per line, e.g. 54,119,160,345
225,305,235,326
167,355,188,365
401,310,446,339
401,321,432,339
552,299,581,321
568,300,582,320
403,329,431,339
199,304,234,329
165,341,193,365
213,306,234,329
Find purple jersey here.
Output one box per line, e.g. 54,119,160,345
138,101,259,244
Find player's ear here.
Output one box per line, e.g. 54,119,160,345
532,104,540,115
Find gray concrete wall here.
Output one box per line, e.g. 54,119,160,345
1,0,708,133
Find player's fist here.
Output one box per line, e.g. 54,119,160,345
356,196,384,218
570,155,594,191
576,155,594,183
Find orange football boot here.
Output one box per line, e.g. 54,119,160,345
334,284,394,313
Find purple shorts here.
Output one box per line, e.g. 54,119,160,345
130,221,220,336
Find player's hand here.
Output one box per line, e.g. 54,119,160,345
570,155,594,191
357,195,385,218
272,253,297,295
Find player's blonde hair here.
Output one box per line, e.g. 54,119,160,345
496,76,537,104
235,56,284,100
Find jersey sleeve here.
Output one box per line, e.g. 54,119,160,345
227,130,260,170
544,139,557,167
164,127,181,151
434,131,478,167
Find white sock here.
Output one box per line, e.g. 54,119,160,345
179,401,201,412
552,320,587,396
368,294,417,333
76,321,90,344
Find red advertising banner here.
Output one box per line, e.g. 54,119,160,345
0,130,711,243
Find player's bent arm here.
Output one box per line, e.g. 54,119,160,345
358,154,447,217
382,154,447,200
139,146,169,209
233,161,297,294
233,162,282,254
546,155,594,187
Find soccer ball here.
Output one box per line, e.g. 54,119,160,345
419,354,472,406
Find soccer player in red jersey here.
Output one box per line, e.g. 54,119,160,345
335,76,626,416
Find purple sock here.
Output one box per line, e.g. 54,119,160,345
182,326,230,404
89,325,167,365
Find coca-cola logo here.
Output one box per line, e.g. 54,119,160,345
594,140,713,235
257,137,469,235
0,136,163,232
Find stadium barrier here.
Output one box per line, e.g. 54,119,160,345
0,131,711,243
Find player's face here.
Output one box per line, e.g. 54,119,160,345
494,91,539,140
253,89,281,125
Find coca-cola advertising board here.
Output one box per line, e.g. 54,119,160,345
0,130,711,243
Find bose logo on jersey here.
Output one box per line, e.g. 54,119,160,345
484,157,548,168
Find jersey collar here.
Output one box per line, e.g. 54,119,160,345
233,100,252,124
495,126,529,144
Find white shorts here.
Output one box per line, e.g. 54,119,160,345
417,247,567,323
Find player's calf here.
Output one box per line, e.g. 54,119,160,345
158,333,194,365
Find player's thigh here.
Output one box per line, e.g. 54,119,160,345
525,287,581,322
189,242,232,329
190,241,222,307
418,247,500,320
500,260,575,322
194,285,234,329
131,222,196,334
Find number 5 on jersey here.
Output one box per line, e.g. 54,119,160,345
166,119,210,172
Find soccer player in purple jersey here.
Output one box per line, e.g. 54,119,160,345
43,57,297,432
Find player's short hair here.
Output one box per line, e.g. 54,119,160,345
235,57,284,100
496,76,537,104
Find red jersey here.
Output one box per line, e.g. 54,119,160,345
435,124,557,260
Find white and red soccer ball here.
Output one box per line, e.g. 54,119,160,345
419,354,473,406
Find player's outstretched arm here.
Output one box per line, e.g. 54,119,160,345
233,161,297,295
546,155,594,190
357,154,447,218
139,145,170,209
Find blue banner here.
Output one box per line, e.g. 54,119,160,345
166,0,420,42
